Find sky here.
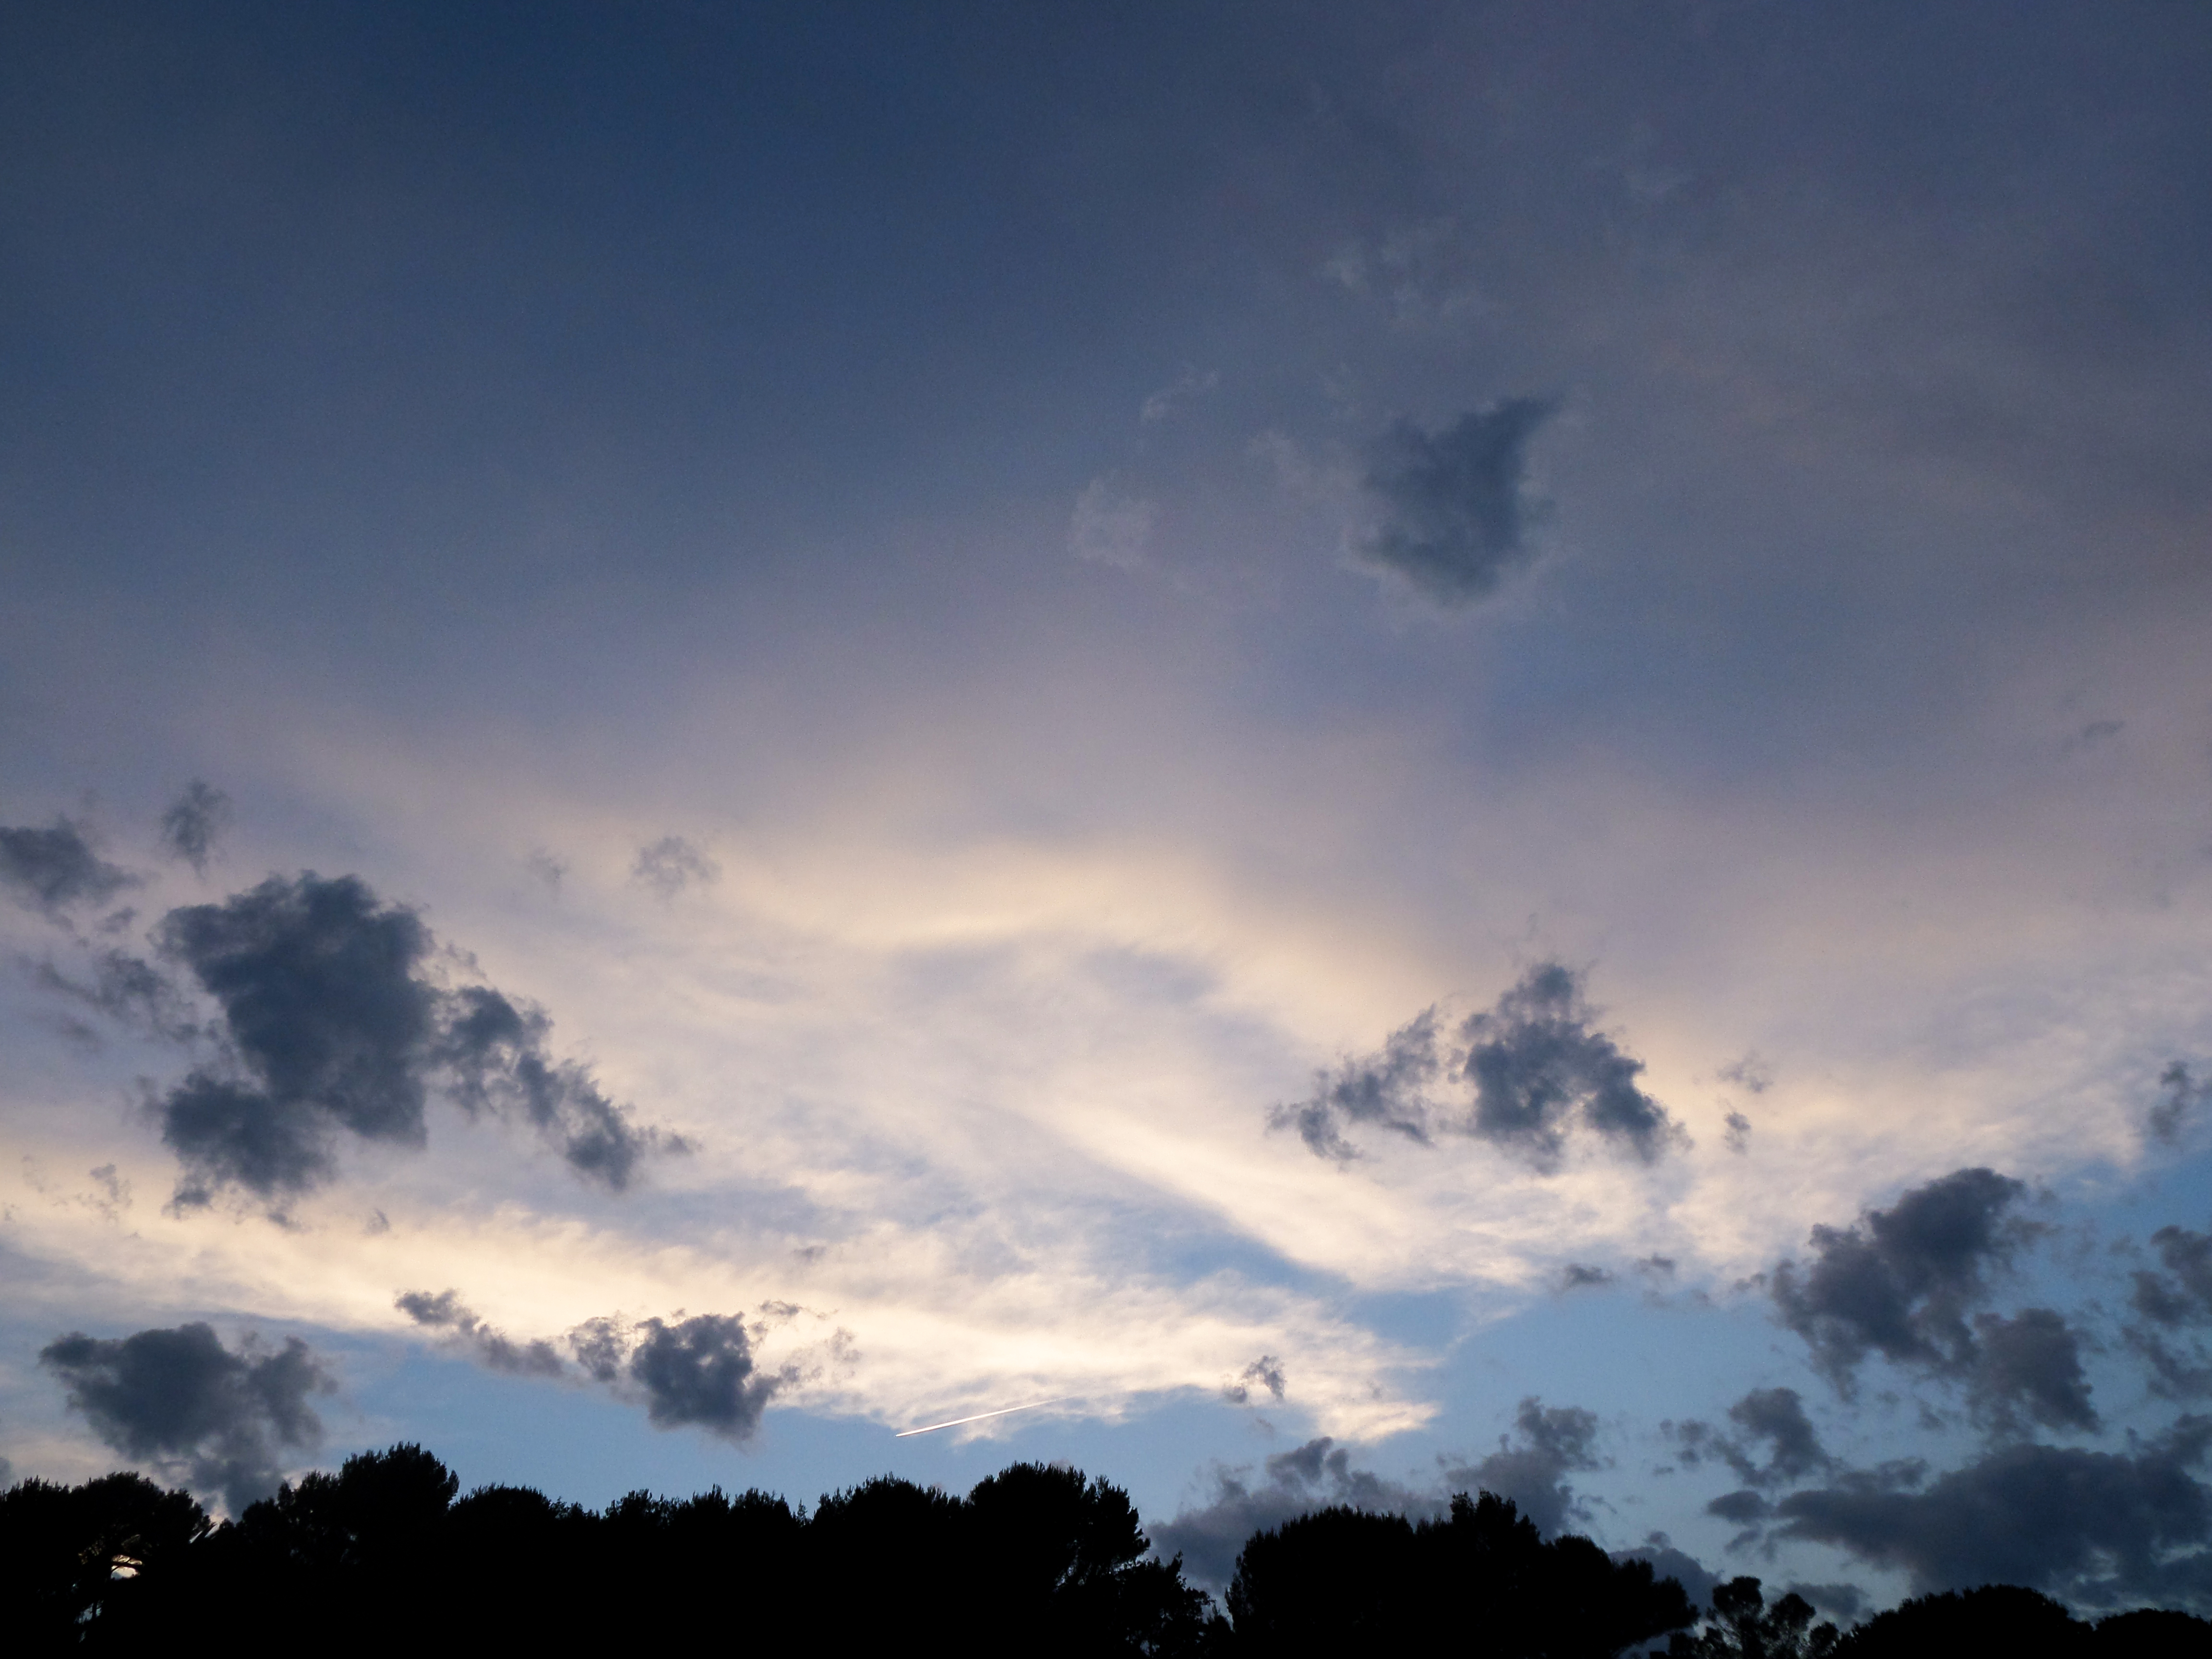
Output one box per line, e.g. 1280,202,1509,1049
5,0,2212,1621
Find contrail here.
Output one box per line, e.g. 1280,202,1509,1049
894,1396,1075,1438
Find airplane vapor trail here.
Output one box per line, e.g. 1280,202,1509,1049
894,1397,1075,1438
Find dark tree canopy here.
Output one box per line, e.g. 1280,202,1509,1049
7,1450,2207,1655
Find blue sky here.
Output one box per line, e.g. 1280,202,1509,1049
6,0,2212,1618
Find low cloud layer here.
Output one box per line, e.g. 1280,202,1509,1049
1357,398,1552,606
1273,964,1680,1171
72,872,683,1207
1776,1422,2212,1609
0,818,137,920
38,1322,331,1514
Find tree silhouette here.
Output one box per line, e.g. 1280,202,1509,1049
1669,1578,1839,1659
0,1472,209,1645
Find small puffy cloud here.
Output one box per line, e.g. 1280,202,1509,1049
1723,1111,1753,1154
567,1312,781,1441
1775,1423,2212,1609
39,1322,331,1514
1770,1167,2031,1390
1271,965,1681,1173
1068,476,1156,571
0,817,137,919
1223,1354,1287,1406
1559,1263,1614,1292
158,781,231,873
1460,965,1680,1169
1356,398,1552,607
1718,1054,1774,1095
632,835,719,899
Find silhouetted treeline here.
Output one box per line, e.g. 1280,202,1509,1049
5,1450,2207,1655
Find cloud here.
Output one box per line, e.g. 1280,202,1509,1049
1356,398,1552,606
1775,1422,2212,1609
436,986,669,1192
1459,964,1681,1169
38,1322,331,1514
1727,1387,1832,1487
1269,1007,1439,1164
1970,1308,2098,1433
1140,367,1217,423
1146,1437,1437,1590
1068,476,1156,571
1223,1354,1287,1405
1442,1396,1604,1538
35,949,201,1042
1560,1263,1614,1291
395,1289,564,1377
2151,1062,2207,1145
2127,1226,2212,1399
1770,1167,2031,1391
157,781,231,873
147,873,668,1205
1722,1112,1752,1154
1718,1055,1774,1095
568,1312,781,1441
632,835,719,899
154,874,441,1203
1272,965,1680,1172
0,818,137,919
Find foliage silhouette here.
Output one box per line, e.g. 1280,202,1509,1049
6,1448,2209,1654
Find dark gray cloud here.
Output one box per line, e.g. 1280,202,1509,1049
1223,1354,1286,1405
1560,1263,1614,1291
1723,1111,1753,1154
564,1312,781,1440
1727,1387,1832,1487
1459,964,1681,1170
1442,1396,1604,1537
1775,1421,2212,1609
437,986,671,1192
1146,1436,1437,1591
1357,398,1553,606
1270,1007,1439,1163
148,873,666,1205
1273,964,1679,1172
155,874,440,1204
158,781,231,873
633,835,719,899
2127,1226,2212,1399
1707,1489,1771,1524
0,818,137,920
395,1289,564,1377
39,1322,331,1514
1970,1308,2098,1433
1770,1167,2031,1390
625,1314,779,1439
1666,1387,1831,1498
